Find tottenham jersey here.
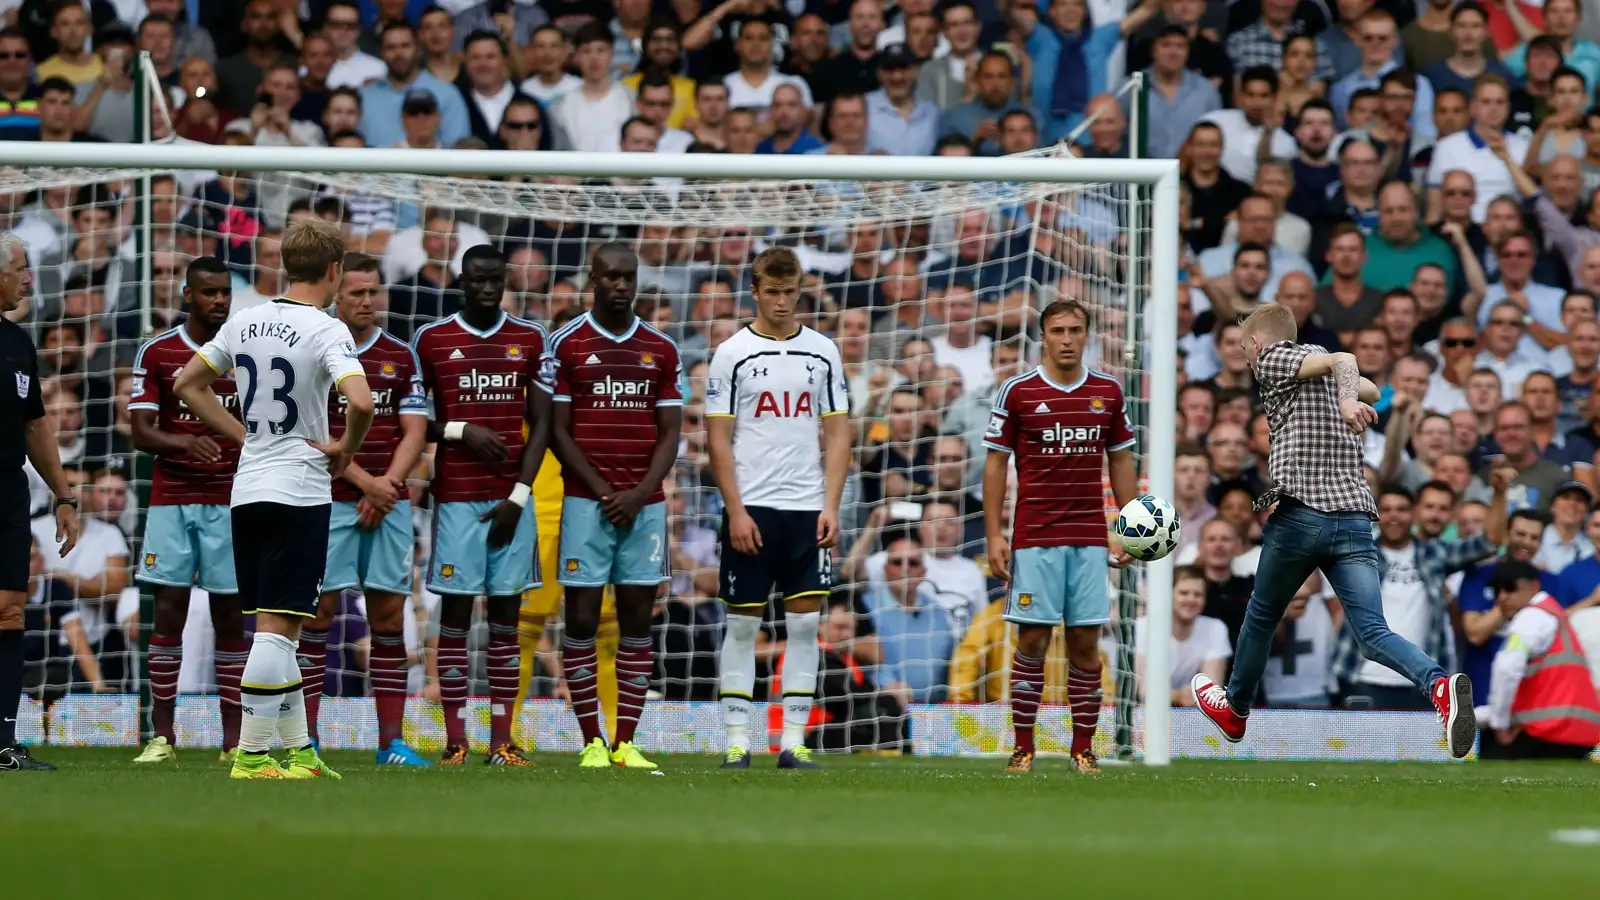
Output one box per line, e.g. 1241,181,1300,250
706,324,847,511
196,298,366,508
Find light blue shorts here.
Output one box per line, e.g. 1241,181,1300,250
428,499,538,597
557,498,669,587
324,499,414,595
1005,544,1111,627
137,504,237,594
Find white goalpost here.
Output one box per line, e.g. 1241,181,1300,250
0,140,1179,765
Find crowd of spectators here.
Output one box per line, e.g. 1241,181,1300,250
9,0,1600,749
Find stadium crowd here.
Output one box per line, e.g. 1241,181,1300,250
7,0,1600,750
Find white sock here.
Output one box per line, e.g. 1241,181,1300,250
780,610,820,752
719,614,761,751
238,632,298,753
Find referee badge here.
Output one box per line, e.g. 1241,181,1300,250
14,372,28,398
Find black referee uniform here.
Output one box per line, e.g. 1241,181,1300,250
0,316,47,766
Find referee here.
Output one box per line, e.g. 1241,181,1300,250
0,232,80,771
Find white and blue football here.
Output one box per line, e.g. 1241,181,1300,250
1115,494,1181,562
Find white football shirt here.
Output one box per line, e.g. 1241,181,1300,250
706,324,847,511
196,299,366,507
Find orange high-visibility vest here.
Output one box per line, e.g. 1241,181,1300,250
1509,596,1600,748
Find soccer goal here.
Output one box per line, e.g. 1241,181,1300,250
1,134,1180,764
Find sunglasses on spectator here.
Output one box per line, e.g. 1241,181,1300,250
1442,337,1476,348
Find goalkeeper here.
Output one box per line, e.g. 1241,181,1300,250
511,450,620,744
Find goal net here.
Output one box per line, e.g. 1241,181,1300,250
3,142,1179,763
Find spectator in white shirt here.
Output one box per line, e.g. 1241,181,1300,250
323,0,387,89
1136,567,1231,707
520,25,582,106
1261,573,1337,707
1426,75,1529,223
722,19,813,116
1201,67,1296,185
619,115,660,152
460,29,518,141
550,21,636,154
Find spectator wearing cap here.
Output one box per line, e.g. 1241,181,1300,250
1328,11,1434,142
1534,480,1596,571
359,21,470,151
71,24,136,143
811,0,885,105
1420,3,1514,99
1504,0,1600,91
1012,0,1157,147
35,1,100,86
1426,75,1528,224
864,43,939,156
1135,24,1221,162
1476,559,1600,760
721,18,813,116
394,88,443,149
938,51,1031,157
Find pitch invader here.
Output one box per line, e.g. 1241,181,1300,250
545,243,683,770
984,298,1139,774
413,245,548,766
296,254,430,766
174,218,372,780
707,247,850,769
130,257,252,765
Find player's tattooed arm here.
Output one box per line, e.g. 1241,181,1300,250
1325,352,1378,434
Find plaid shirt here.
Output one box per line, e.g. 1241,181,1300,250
1331,533,1498,682
1254,342,1377,516
1226,23,1336,81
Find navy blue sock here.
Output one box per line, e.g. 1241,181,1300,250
0,629,22,747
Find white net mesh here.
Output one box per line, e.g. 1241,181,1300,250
12,151,1163,757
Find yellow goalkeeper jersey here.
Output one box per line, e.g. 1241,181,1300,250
534,450,563,530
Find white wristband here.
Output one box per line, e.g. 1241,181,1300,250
508,483,531,508
443,421,466,441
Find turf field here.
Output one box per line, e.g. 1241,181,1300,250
1,749,1595,898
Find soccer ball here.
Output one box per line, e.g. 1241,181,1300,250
1115,495,1181,562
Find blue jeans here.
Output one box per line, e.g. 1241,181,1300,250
1227,500,1447,713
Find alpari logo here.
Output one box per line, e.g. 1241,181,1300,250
457,369,520,403
177,390,240,420
592,376,653,407
1040,423,1104,455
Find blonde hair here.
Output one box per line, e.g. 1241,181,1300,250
281,218,347,284
1240,303,1297,346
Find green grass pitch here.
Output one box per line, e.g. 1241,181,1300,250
1,750,1596,899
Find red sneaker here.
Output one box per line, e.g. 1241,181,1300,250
1431,674,1476,759
1191,674,1247,743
